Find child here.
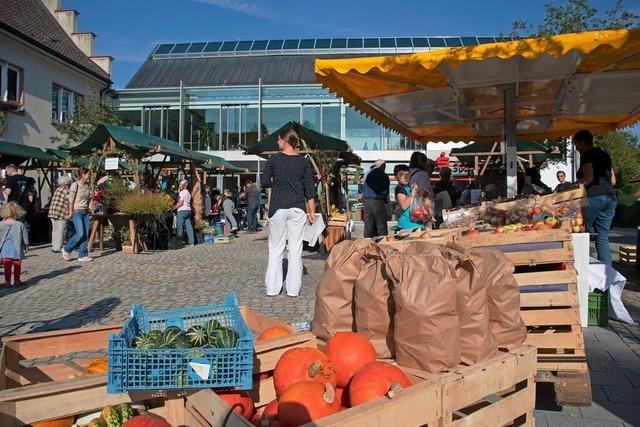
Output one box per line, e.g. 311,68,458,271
0,202,29,287
394,164,433,231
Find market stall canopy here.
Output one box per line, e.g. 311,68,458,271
450,140,561,165
186,149,246,173
0,139,54,165
70,123,192,161
245,121,361,164
315,29,640,142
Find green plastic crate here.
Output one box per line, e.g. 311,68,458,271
588,290,609,326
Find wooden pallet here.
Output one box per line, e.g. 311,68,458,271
454,223,591,405
0,308,314,426
209,339,536,427
619,245,636,266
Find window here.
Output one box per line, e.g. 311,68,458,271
345,106,383,150
51,84,83,122
1,61,23,105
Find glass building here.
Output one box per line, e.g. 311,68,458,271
112,36,511,184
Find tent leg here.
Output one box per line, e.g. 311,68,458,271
504,85,517,198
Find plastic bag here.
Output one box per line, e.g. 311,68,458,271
409,192,432,224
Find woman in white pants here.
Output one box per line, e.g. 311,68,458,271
262,128,316,297
47,175,71,252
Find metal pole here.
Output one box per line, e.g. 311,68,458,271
503,85,517,198
257,78,262,187
178,80,184,147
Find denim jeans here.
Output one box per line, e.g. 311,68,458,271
176,210,195,245
247,203,259,230
64,211,90,258
585,194,617,266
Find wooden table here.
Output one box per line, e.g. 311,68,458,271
88,213,132,252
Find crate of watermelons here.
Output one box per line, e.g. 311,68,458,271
107,292,254,393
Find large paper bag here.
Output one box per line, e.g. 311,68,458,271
312,239,375,340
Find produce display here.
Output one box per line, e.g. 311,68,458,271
132,319,239,350
256,326,292,342
85,403,140,427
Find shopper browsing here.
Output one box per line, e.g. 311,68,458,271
62,167,93,262
0,202,29,287
175,179,195,246
48,175,72,253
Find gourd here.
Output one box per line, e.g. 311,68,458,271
278,382,340,427
325,332,376,388
348,361,411,407
256,326,291,342
273,347,336,397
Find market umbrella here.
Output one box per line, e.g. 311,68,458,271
315,29,640,196
245,121,360,164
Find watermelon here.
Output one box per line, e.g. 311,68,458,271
134,333,155,349
205,319,221,337
162,327,183,348
186,325,208,347
119,403,135,421
171,333,193,349
208,327,239,348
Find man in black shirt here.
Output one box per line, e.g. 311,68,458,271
362,160,390,238
573,129,617,266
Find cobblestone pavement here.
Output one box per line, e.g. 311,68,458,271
0,229,323,337
0,226,639,426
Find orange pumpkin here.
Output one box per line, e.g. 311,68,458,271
278,382,340,427
81,357,108,376
335,387,350,408
325,332,376,387
348,361,411,407
257,326,292,342
256,399,279,426
32,417,74,427
218,391,255,420
273,348,336,397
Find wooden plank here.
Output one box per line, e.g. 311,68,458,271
506,248,573,265
536,361,588,372
456,228,571,247
554,371,592,406
449,385,534,427
520,291,578,307
250,376,277,408
240,306,296,334
164,397,185,427
525,332,585,349
187,389,252,427
520,308,581,326
515,270,576,286
253,333,316,374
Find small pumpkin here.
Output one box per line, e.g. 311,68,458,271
81,357,108,376
273,347,337,397
348,361,411,407
218,391,255,420
32,417,74,427
325,332,376,387
278,382,340,427
257,326,292,342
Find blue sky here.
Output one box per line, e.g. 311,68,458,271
65,0,640,89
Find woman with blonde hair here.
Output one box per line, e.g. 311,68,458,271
261,128,316,297
0,202,29,287
62,167,93,262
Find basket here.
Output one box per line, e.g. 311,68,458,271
107,292,254,393
588,290,609,326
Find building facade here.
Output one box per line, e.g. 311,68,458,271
113,36,513,187
0,0,112,150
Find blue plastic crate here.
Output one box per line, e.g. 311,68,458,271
107,292,254,393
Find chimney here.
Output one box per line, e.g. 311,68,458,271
72,32,95,57
90,56,114,77
41,0,61,15
54,9,78,35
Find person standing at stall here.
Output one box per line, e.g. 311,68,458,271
244,179,260,233
362,159,390,238
175,179,195,246
409,152,433,196
261,128,316,297
573,129,617,266
48,175,71,253
62,167,93,262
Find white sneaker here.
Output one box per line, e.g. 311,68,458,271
62,249,71,261
78,256,94,262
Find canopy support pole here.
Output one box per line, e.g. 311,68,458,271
503,85,517,198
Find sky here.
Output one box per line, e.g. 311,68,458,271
64,0,640,89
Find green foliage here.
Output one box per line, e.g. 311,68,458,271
117,191,174,218
51,97,121,148
511,0,640,37
594,131,640,195
104,176,131,206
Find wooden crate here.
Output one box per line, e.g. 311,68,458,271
619,245,636,265
203,339,536,427
0,308,314,426
454,223,591,405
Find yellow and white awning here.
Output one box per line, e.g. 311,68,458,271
315,29,640,142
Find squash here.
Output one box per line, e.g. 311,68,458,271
32,417,74,427
209,327,239,348
256,326,292,342
218,391,255,420
185,325,208,347
335,387,350,408
325,332,376,387
278,382,340,427
273,348,336,397
81,357,108,376
348,361,411,407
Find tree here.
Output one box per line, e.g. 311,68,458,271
51,97,121,148
594,131,640,195
511,0,640,37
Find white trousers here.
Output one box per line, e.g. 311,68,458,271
50,218,67,251
265,208,307,296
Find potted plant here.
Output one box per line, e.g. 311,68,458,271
120,227,134,253
0,99,24,112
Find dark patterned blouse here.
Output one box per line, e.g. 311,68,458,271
261,152,316,218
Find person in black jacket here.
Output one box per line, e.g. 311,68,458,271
362,159,390,238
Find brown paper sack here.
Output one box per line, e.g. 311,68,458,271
387,245,461,373
354,244,396,359
312,239,376,340
443,244,498,364
483,249,527,348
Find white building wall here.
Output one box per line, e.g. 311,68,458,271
0,30,107,148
